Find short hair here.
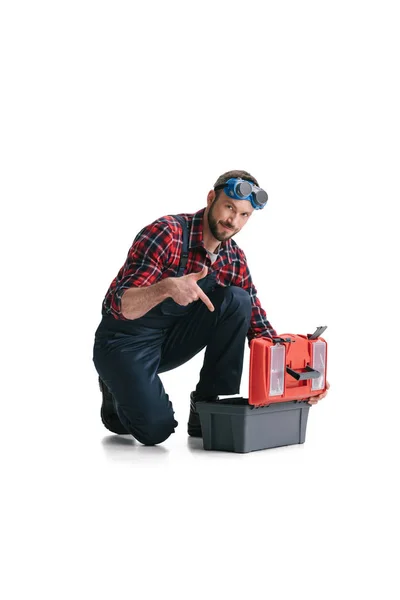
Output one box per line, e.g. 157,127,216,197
213,170,259,201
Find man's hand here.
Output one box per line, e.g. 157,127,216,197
307,381,330,405
167,265,215,312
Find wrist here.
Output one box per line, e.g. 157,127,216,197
159,277,174,299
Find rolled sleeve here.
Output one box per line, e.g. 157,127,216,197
104,220,173,318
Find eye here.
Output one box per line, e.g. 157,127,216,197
227,205,233,210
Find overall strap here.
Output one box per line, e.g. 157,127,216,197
171,215,189,277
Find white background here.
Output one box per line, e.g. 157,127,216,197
1,1,399,598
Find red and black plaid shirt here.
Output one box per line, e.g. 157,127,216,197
102,207,277,342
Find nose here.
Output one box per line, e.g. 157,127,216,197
227,215,239,228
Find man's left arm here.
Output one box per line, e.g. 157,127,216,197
235,252,329,405
234,251,277,345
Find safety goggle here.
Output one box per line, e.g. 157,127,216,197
214,178,268,210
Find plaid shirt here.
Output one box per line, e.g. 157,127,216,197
102,207,277,342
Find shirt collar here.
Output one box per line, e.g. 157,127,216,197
189,207,233,264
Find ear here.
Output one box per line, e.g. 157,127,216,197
207,189,216,206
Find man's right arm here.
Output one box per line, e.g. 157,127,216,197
120,266,214,319
107,219,175,319
120,279,173,320
108,219,213,320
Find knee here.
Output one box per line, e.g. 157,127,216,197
137,418,177,446
124,412,177,446
224,286,252,317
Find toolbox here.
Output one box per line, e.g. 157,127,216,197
196,326,328,453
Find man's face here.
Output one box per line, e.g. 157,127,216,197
207,190,254,242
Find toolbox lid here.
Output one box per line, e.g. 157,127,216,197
249,329,327,406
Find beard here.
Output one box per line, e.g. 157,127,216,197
207,203,237,242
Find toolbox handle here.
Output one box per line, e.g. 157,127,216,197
307,326,327,340
286,366,321,381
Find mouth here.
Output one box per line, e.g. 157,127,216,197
220,223,234,232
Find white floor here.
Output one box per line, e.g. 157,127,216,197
2,343,399,600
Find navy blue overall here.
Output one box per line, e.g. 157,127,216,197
93,216,252,445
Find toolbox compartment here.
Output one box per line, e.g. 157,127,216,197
196,398,310,453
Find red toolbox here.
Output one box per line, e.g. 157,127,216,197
196,326,328,453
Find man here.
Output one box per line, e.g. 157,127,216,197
93,169,328,446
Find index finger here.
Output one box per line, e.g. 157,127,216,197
197,288,215,312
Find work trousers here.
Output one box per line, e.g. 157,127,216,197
93,283,252,445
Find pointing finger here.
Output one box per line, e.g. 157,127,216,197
197,288,215,312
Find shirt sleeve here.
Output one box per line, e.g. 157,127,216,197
234,249,277,344
105,219,174,317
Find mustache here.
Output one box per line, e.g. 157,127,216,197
220,222,234,230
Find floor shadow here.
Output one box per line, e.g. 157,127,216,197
102,434,136,447
101,434,169,461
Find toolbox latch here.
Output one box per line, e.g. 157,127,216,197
272,336,295,344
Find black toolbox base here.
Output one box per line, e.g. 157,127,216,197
195,398,310,453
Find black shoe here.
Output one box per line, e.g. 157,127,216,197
187,391,218,437
99,377,129,435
